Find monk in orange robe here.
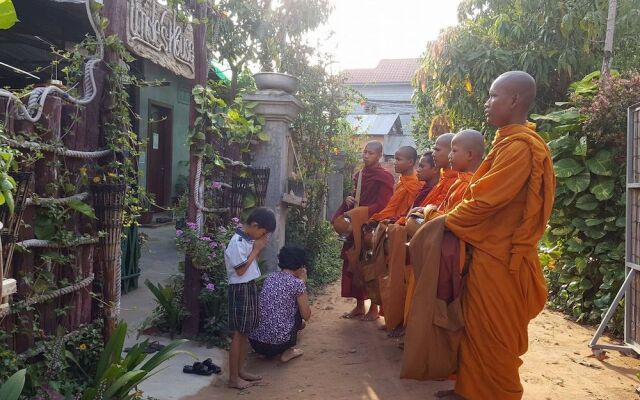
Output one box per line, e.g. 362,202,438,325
401,130,485,379
400,131,484,337
442,71,556,399
401,133,458,327
378,151,439,335
370,146,423,223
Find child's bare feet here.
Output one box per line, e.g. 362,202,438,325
228,377,256,390
280,348,304,363
239,371,262,381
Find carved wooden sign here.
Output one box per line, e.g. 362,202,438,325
126,0,195,79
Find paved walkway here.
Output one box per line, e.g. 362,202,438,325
120,225,225,400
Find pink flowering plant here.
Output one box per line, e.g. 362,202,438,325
175,222,219,267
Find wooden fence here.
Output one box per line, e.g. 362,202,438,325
0,65,110,353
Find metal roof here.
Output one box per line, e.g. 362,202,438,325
346,113,403,136
383,135,416,156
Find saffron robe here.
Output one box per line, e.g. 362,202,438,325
371,172,423,222
418,169,459,208
332,165,394,300
446,123,555,399
401,215,464,380
403,170,459,324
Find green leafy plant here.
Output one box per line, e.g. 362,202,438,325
412,0,640,146
0,369,26,400
0,0,17,30
82,321,195,400
144,280,185,338
0,140,18,214
539,72,640,333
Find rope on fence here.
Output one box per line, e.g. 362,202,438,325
26,192,89,206
0,0,104,125
2,137,112,159
0,274,94,318
17,237,99,249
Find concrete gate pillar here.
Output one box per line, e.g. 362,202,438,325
326,153,345,220
243,89,303,271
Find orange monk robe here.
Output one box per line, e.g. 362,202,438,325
446,123,555,400
421,172,474,222
371,172,423,222
402,169,460,325
419,169,459,208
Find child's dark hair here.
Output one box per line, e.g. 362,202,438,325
278,246,308,271
246,207,277,232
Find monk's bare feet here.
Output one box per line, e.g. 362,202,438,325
361,308,379,321
300,320,306,330
435,390,465,399
239,371,262,381
228,378,256,390
387,327,405,338
341,305,365,319
378,324,387,331
280,348,304,363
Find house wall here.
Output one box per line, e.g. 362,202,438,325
137,60,192,202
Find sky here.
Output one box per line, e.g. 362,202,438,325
313,0,462,70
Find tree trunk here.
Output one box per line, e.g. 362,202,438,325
182,2,209,337
601,0,617,79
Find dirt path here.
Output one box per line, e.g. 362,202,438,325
182,283,640,400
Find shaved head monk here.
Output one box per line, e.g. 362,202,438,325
332,140,394,321
443,71,555,399
370,146,422,224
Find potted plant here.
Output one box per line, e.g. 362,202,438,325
254,35,299,94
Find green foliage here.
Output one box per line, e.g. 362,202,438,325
0,369,25,400
0,0,17,30
190,79,265,159
210,0,332,101
413,0,640,140
0,141,17,214
83,321,195,400
144,279,186,339
540,72,640,333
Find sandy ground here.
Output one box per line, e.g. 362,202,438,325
181,282,640,400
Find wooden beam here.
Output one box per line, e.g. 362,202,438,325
182,2,209,337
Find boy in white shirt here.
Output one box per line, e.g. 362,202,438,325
224,207,276,389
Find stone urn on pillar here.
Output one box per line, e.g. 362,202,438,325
243,74,303,271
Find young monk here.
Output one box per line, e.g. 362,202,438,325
414,133,459,210
401,133,459,327
401,129,485,380
332,141,394,321
396,131,484,342
441,71,555,399
413,151,440,207
369,146,422,223
424,129,485,218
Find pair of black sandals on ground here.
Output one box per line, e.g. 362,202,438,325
124,341,166,354
183,358,222,376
